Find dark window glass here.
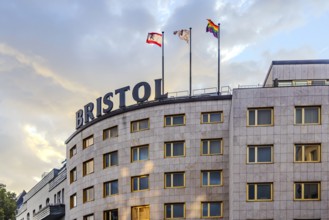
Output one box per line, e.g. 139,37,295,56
258,147,271,162
249,147,255,162
248,184,255,200
257,184,271,199
258,109,271,125
248,110,255,125
210,202,221,216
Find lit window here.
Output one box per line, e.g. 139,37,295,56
201,111,223,123
83,135,94,149
165,141,185,157
247,183,273,201
70,145,77,158
103,151,118,168
131,118,149,132
165,172,185,188
83,214,94,220
131,145,149,162
294,182,320,200
164,114,185,126
104,180,118,197
83,187,94,203
83,159,94,176
70,167,77,183
70,194,77,209
103,126,118,140
131,175,149,192
295,106,321,125
103,209,118,220
247,145,273,163
247,108,273,126
201,202,223,218
132,205,149,220
294,144,320,162
202,170,222,186
201,139,222,155
164,203,185,219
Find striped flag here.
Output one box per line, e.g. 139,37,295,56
146,32,162,47
206,19,219,38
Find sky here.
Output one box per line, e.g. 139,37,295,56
1,0,329,194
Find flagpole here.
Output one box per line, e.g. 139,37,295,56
162,31,164,94
189,27,192,97
218,23,220,95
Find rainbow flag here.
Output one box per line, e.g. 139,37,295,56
206,19,219,38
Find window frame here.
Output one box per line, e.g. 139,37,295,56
103,209,119,220
164,203,185,219
201,111,223,124
246,182,273,202
201,201,223,218
83,159,94,176
247,145,273,164
131,205,150,220
201,139,223,156
83,186,95,203
131,175,149,192
247,107,274,126
164,114,186,127
83,214,94,220
103,151,119,168
294,144,321,163
201,170,223,187
70,167,77,184
70,193,77,209
164,172,185,188
294,182,321,201
294,106,321,125
83,135,94,149
131,145,149,162
103,180,119,197
103,126,118,140
164,141,186,158
69,145,77,158
131,118,150,133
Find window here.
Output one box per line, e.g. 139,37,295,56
247,183,273,201
131,145,149,162
164,203,185,219
247,108,273,126
27,213,30,220
131,118,149,132
70,194,77,209
294,182,320,200
201,202,223,218
70,145,77,158
131,175,149,192
201,139,222,155
104,180,119,197
201,111,223,123
83,159,94,176
70,167,77,183
165,141,185,157
104,209,118,220
202,170,222,186
132,205,149,220
295,106,321,125
83,186,94,203
165,172,185,188
103,126,118,140
247,145,273,163
103,151,118,168
83,135,94,149
164,114,185,126
83,214,94,220
294,144,320,162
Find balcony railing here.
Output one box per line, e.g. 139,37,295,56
33,204,65,220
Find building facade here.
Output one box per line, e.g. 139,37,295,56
17,60,329,220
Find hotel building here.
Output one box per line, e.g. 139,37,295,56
17,60,329,220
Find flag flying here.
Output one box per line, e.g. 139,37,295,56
173,29,190,43
206,19,219,38
146,32,162,47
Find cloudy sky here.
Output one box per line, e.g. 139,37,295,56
1,0,329,194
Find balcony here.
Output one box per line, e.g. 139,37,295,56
33,204,65,220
